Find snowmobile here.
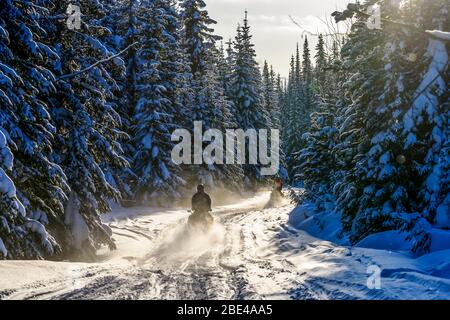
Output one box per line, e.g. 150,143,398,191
187,210,214,233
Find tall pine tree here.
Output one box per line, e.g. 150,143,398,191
231,12,269,184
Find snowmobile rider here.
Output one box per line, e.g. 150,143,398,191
191,184,212,215
274,178,283,193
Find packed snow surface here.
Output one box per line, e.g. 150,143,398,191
1,191,450,300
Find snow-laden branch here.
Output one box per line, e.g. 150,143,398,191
13,0,49,13
410,60,449,108
58,42,138,80
426,30,450,42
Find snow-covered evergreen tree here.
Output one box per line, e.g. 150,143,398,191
230,12,270,184
43,0,128,258
301,36,315,122
100,0,140,200
283,37,317,182
127,0,191,205
180,0,243,190
297,35,344,209
282,54,302,180
262,61,273,128
0,0,69,259
329,0,449,251
180,0,222,78
0,128,59,259
401,0,449,229
262,61,282,130
223,39,236,102
269,66,281,130
204,46,244,191
216,41,237,112
275,73,285,130
314,34,328,87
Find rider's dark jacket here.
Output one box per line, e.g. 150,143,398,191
192,191,212,213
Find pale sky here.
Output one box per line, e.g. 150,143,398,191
207,0,350,78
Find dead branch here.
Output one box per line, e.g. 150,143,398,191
58,42,138,80
288,15,348,38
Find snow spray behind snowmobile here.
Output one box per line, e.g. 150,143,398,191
265,178,285,208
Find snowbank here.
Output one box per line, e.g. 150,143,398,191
356,227,450,254
287,203,314,226
289,202,450,254
356,231,412,252
435,196,450,228
288,203,349,245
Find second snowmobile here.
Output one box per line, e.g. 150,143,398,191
265,178,285,208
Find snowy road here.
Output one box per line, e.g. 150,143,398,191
1,192,450,300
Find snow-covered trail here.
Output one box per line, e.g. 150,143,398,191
0,192,282,300
2,192,450,300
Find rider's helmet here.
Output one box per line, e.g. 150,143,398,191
197,184,205,192
274,178,282,190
